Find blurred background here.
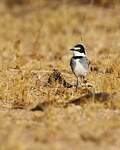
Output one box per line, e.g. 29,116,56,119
0,0,119,68
0,1,120,150
2,0,120,7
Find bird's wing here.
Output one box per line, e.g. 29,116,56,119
70,58,76,72
86,58,90,66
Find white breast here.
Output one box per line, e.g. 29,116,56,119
74,59,88,77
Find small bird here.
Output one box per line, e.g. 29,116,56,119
70,44,90,89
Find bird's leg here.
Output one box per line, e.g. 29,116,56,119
76,77,79,91
81,76,85,87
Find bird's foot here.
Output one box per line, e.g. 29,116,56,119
85,83,94,88
74,83,94,88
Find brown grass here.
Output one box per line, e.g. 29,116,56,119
0,1,120,150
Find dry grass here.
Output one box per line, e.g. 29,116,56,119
0,1,120,150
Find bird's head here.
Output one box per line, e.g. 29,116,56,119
70,44,86,57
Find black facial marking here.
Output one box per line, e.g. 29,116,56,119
74,44,84,48
73,56,83,59
74,44,86,54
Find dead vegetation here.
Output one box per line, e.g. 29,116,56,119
0,0,120,150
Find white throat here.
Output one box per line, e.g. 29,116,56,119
73,51,86,57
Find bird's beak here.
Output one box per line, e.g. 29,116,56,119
70,48,74,51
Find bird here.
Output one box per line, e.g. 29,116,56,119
70,44,90,90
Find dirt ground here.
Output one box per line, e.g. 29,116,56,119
0,1,120,150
